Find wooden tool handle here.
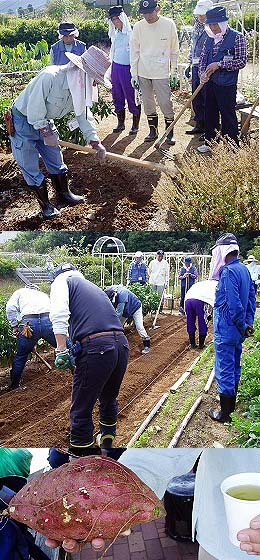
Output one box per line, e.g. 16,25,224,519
59,140,175,176
240,97,259,137
155,82,205,148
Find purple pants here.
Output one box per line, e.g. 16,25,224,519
185,298,208,336
111,62,141,115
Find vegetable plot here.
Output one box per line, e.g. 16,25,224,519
6,456,164,547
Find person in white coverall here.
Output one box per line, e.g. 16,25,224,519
45,448,260,559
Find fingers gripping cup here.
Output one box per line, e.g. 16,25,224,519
221,473,260,547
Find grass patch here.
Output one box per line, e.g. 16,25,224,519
0,277,23,297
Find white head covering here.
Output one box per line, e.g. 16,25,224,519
66,62,98,116
209,243,239,280
194,0,213,16
108,12,132,62
205,21,228,44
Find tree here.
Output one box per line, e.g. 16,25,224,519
44,0,86,19
17,6,25,16
27,4,34,12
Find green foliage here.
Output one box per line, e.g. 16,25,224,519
0,40,50,72
44,0,87,20
128,283,160,316
230,320,260,447
0,296,17,366
229,12,259,32
0,257,17,277
0,97,12,147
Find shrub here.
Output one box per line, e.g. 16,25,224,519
0,257,17,277
0,296,17,366
128,283,160,316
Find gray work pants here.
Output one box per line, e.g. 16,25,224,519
138,77,174,118
198,546,217,560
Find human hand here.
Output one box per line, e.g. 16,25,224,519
200,72,209,84
45,537,105,553
131,76,139,90
89,140,106,162
184,65,191,79
39,125,59,147
55,349,73,370
244,325,254,338
12,326,19,337
205,62,219,78
237,514,260,555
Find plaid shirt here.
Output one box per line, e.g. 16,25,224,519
199,27,247,76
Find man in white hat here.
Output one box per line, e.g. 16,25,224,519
8,46,109,219
185,0,213,135
50,21,86,66
246,255,260,294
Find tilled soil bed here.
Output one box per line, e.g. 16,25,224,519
0,313,201,448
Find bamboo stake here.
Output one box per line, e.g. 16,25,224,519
168,395,202,448
240,97,259,137
59,140,175,177
204,367,215,393
155,82,205,149
127,392,169,447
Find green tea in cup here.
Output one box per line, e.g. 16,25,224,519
226,485,260,501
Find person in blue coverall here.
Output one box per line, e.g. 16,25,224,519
127,251,148,285
208,233,256,423
105,285,151,354
178,256,198,315
50,22,86,66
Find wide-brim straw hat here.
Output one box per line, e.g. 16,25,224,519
65,46,111,86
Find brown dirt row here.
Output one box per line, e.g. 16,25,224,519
0,314,200,448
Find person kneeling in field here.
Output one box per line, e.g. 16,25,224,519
105,285,151,354
8,46,109,219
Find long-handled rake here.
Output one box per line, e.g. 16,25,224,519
154,82,205,156
150,287,166,330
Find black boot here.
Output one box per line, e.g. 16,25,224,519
209,394,236,423
142,338,151,354
30,180,60,219
97,418,117,449
113,109,125,133
164,118,176,146
144,114,158,142
50,173,84,205
186,121,205,135
189,333,197,349
199,334,206,349
129,112,141,135
9,369,20,390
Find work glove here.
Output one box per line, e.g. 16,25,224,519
131,76,139,90
39,125,59,147
55,349,73,370
244,325,254,338
169,73,178,91
12,326,19,337
89,140,106,162
184,65,191,79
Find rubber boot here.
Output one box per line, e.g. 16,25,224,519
129,112,141,135
144,114,158,142
30,179,60,219
50,173,84,205
142,338,151,354
9,369,20,390
199,334,206,349
189,333,197,349
186,121,205,135
209,394,236,423
113,109,125,133
97,419,117,449
164,118,176,146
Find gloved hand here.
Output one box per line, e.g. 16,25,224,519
244,325,254,338
184,65,191,79
169,74,178,91
200,72,209,85
89,140,106,162
55,349,73,370
131,76,139,90
12,326,19,337
39,125,59,147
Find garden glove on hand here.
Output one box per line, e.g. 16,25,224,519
131,76,139,90
55,349,73,370
89,140,106,162
39,125,59,147
244,325,254,338
169,69,178,91
184,65,191,79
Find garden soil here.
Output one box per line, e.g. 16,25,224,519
0,313,202,448
0,93,209,231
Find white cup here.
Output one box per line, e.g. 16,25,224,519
221,472,260,547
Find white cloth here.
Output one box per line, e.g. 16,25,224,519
66,62,98,116
185,280,218,306
109,12,132,63
119,448,260,560
205,22,228,44
209,244,240,280
149,258,169,287
49,270,84,335
246,262,260,282
6,288,51,327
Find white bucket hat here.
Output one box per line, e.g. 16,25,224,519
66,45,111,86
135,251,143,258
247,255,257,262
194,0,213,15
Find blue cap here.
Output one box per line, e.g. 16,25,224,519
184,256,192,263
108,5,123,18
211,233,238,250
58,22,77,36
205,6,229,24
139,0,157,14
54,263,76,278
